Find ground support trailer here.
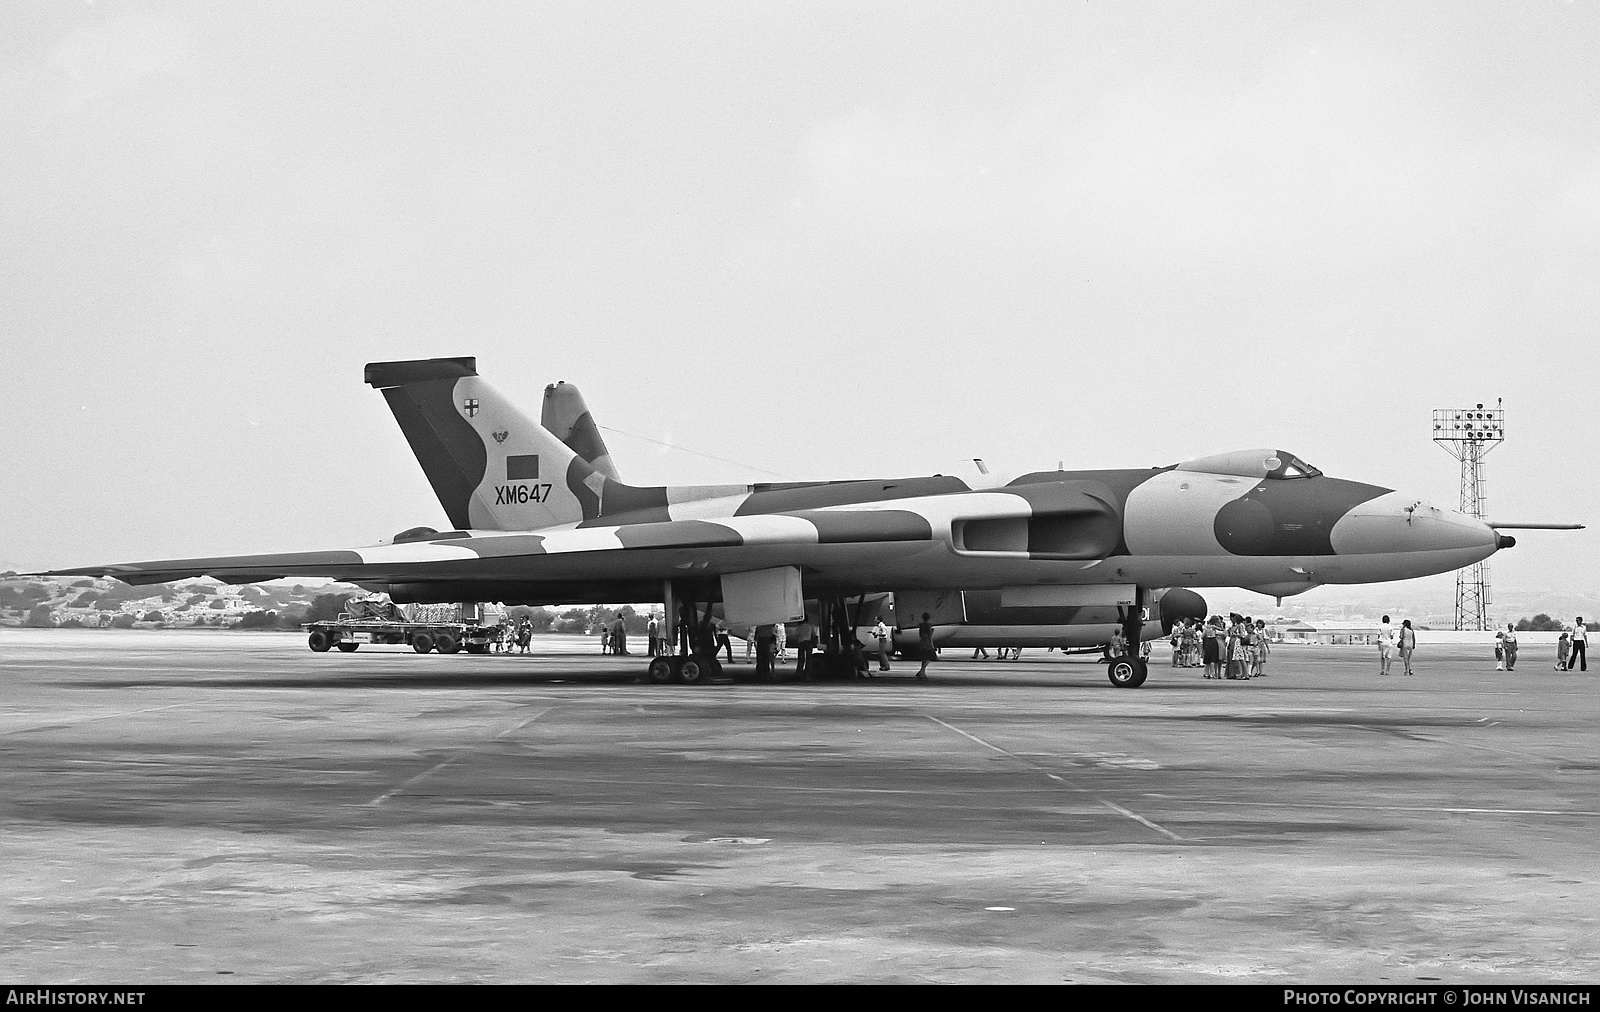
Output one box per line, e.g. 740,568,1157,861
304,598,501,655
304,618,500,655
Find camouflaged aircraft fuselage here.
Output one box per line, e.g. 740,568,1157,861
47,357,1508,606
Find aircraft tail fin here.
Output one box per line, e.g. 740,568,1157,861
542,381,621,482
365,357,608,532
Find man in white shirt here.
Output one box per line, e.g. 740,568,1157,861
872,618,892,672
1378,615,1394,675
1572,618,1588,672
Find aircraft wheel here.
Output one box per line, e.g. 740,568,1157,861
646,657,675,685
1108,655,1148,688
678,656,708,685
336,642,359,653
307,630,331,653
436,633,461,655
412,633,435,654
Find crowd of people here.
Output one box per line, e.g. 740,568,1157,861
493,616,534,654
1169,615,1272,679
1494,615,1588,673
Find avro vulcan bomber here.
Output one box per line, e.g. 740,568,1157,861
46,357,1533,687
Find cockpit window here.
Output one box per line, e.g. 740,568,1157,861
1266,451,1322,480
1176,449,1323,480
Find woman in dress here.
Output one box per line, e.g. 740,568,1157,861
916,613,936,681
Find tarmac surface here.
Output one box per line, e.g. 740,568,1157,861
2,628,1597,984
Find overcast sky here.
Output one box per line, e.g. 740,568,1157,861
2,2,1596,608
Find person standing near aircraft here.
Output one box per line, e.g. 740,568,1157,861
1224,614,1247,679
850,636,871,679
1501,623,1519,671
916,613,935,681
872,617,892,672
1571,618,1588,671
647,614,659,657
1107,627,1127,664
754,624,777,679
1253,619,1271,677
775,621,787,665
1377,615,1394,676
1557,631,1570,671
794,619,815,673
713,618,733,664
1398,619,1416,675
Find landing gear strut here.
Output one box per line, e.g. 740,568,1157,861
805,595,868,680
1107,588,1150,688
644,581,723,685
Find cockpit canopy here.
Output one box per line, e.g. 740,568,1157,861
1175,449,1323,480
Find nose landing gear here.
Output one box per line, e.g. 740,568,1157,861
1107,588,1151,688
1107,654,1149,688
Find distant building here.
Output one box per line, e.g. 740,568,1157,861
1279,620,1386,645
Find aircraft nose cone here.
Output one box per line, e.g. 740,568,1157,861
1329,491,1500,558
1498,533,1517,550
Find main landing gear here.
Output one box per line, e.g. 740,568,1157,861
644,582,725,686
806,594,870,680
1106,588,1150,689
639,584,869,686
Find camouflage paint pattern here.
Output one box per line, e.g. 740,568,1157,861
45,358,1506,606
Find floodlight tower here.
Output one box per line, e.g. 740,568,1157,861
1432,400,1504,630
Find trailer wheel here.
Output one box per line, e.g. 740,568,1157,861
412,633,435,654
435,633,461,655
307,630,331,653
336,642,359,653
